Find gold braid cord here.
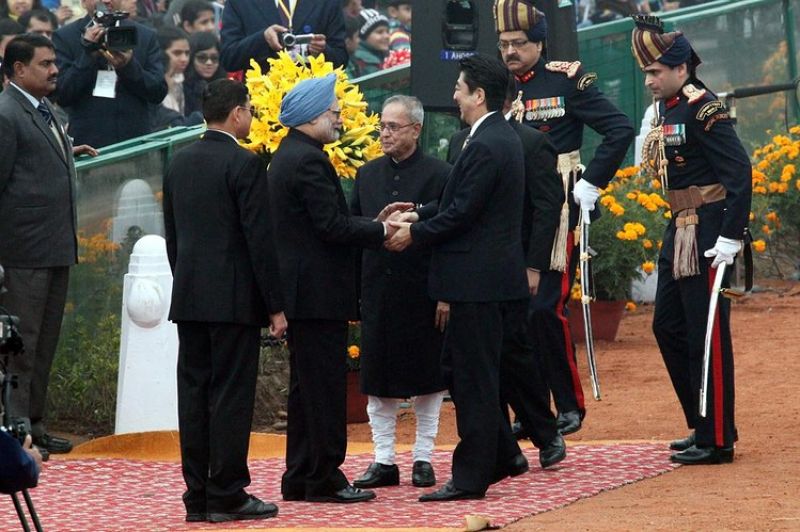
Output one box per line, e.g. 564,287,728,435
511,90,525,123
640,100,669,190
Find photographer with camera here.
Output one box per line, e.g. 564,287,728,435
219,0,347,73
51,0,167,147
0,430,42,494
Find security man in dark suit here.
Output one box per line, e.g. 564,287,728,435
52,0,167,147
632,15,751,465
269,74,405,504
220,0,348,73
495,0,635,436
164,79,286,523
388,55,529,502
447,86,567,471
0,34,78,456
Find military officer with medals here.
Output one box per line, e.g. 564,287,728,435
494,0,635,436
632,15,751,464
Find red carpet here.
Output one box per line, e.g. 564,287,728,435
1,443,678,530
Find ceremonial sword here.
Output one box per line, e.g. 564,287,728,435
577,211,601,401
699,262,726,418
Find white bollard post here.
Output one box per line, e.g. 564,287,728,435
115,235,180,434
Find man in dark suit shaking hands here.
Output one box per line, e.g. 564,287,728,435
164,79,287,523
387,55,530,501
269,74,404,504
0,34,78,457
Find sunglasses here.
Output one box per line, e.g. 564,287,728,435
195,52,220,64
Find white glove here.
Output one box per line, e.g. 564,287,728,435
703,236,742,268
573,179,599,224
573,179,600,211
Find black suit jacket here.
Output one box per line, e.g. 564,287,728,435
220,0,347,72
412,112,529,302
449,119,564,272
268,128,384,320
0,85,78,268
53,16,167,147
163,130,284,325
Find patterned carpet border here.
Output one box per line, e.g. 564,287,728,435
1,443,679,530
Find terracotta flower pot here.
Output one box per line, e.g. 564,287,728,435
346,371,369,423
567,299,626,343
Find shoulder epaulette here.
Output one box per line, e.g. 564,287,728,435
682,83,707,104
545,61,581,79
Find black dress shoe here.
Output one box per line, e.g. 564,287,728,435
669,431,696,451
353,463,399,488
281,491,305,501
185,512,206,522
508,453,529,477
557,410,582,435
412,461,436,487
670,445,734,465
419,480,484,502
511,420,529,440
539,434,567,468
33,433,73,454
306,484,376,503
207,495,278,522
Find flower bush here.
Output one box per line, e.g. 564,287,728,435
579,166,670,301
749,126,800,278
243,52,383,179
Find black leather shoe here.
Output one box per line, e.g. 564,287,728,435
419,480,484,502
539,434,567,468
508,453,529,477
557,410,582,435
669,432,696,451
305,485,376,503
353,463,399,488
281,491,305,501
670,445,734,465
412,461,436,487
33,433,72,454
207,495,278,522
511,420,529,440
185,512,206,522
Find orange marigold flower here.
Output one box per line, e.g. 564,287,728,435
643,239,653,249
752,239,767,253
625,301,637,311
751,169,767,183
347,345,360,359
651,179,661,189
753,185,767,194
610,203,625,216
766,212,778,223
762,224,772,235
757,160,770,171
642,261,655,274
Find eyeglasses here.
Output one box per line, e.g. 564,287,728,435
378,122,416,133
497,39,530,51
238,106,259,118
195,52,220,64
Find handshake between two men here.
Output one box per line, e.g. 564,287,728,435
374,201,419,251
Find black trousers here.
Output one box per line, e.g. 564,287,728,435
176,321,260,513
529,230,586,415
653,218,736,448
281,319,350,499
500,299,558,448
0,266,69,438
443,301,521,494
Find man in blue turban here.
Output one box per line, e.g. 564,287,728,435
269,75,410,503
279,74,338,129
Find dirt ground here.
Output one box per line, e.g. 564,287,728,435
348,280,800,530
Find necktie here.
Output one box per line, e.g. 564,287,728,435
462,134,472,150
37,102,53,127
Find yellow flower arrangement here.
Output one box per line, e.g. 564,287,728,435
242,52,382,179
749,125,800,277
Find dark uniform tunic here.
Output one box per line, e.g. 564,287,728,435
652,80,751,449
350,148,451,398
516,58,634,417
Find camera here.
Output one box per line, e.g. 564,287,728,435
86,10,138,52
280,32,314,48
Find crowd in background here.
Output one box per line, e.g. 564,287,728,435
0,0,724,149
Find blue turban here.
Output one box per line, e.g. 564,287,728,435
279,74,337,128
